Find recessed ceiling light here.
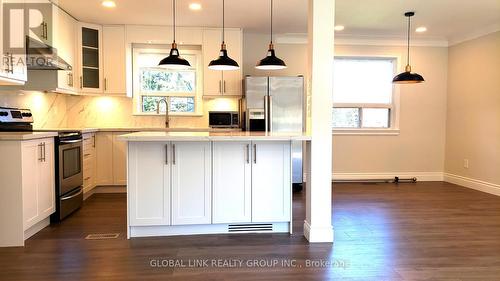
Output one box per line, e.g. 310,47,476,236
415,26,427,33
189,3,202,11
101,0,116,8
334,25,345,31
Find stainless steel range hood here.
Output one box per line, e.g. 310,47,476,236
26,36,72,71
0,37,76,94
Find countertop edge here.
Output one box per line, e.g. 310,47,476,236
0,132,58,141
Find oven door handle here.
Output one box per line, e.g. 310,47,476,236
61,188,83,201
59,139,82,144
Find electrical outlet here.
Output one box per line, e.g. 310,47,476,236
463,159,469,169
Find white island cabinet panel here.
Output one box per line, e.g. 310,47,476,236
213,142,251,224
171,142,211,225
128,142,171,226
251,141,291,222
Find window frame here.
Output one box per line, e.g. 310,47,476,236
332,55,401,135
132,45,203,116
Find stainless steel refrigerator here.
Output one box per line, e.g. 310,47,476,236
244,76,305,190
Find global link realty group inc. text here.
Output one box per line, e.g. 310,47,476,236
150,258,349,269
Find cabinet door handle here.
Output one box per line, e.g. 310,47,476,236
246,144,250,164
4,53,10,73
165,144,168,165
253,144,257,164
84,153,91,157
223,80,226,93
219,80,222,94
9,54,14,73
84,177,91,181
104,78,108,91
41,142,46,162
80,76,83,89
92,135,96,147
172,144,176,165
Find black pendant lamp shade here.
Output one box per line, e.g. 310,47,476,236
208,0,239,71
256,0,286,70
159,0,191,69
393,12,424,84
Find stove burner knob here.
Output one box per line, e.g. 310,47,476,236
0,111,8,116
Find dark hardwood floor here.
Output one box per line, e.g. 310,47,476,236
2,182,500,281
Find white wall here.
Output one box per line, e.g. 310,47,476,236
444,31,500,192
243,35,449,179
333,45,448,178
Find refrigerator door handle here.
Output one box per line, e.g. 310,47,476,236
264,95,269,132
268,95,273,132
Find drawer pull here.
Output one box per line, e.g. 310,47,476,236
84,177,91,181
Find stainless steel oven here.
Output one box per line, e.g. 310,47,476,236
52,132,83,222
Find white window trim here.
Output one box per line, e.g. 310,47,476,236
131,46,203,116
332,55,401,135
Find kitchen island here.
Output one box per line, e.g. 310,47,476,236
118,131,311,238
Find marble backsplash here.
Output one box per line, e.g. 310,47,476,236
0,91,67,128
0,91,240,129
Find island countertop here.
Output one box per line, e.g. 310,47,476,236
118,131,311,142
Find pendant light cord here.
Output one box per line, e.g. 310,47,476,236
406,14,411,67
173,0,176,42
270,0,273,44
222,0,225,43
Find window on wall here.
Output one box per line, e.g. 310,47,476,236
332,57,396,129
132,46,202,115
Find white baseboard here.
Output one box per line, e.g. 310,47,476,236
331,172,444,182
444,173,500,196
303,220,334,243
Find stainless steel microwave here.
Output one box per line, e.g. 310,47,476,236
209,111,240,128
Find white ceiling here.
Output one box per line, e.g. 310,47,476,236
56,0,500,42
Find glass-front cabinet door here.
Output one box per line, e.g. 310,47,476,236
77,22,103,93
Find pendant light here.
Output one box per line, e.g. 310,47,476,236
208,0,239,71
159,0,191,69
393,12,424,84
256,0,286,70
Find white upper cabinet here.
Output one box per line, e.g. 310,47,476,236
221,29,243,96
171,142,212,225
52,5,77,92
0,0,27,85
202,28,243,96
128,142,171,226
77,22,103,93
251,141,291,222
212,141,252,224
103,25,126,95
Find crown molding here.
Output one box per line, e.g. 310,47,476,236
448,23,500,46
275,33,449,47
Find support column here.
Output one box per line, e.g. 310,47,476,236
304,0,335,243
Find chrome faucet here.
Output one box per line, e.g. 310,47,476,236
156,98,170,128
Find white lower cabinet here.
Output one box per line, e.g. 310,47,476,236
171,142,212,225
128,142,170,226
212,141,252,224
22,138,55,231
95,131,131,186
251,141,291,222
